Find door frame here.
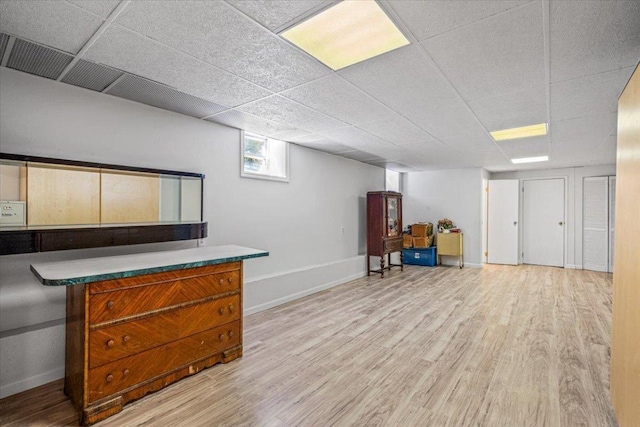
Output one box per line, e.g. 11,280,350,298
520,177,568,267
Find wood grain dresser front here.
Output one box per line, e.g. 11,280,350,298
65,262,244,425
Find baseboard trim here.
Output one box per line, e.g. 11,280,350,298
439,261,483,268
244,270,366,316
0,367,64,399
565,264,583,270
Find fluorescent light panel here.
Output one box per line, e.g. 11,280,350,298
490,123,548,141
280,0,410,71
511,156,549,164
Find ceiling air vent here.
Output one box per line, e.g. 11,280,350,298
6,38,74,80
0,33,9,62
106,74,227,119
61,59,123,92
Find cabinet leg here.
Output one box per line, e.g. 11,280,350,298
400,251,404,271
380,257,385,278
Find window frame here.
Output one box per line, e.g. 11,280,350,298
240,131,290,183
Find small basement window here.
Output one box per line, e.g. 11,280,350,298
241,132,289,182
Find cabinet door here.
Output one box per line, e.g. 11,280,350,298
386,197,399,237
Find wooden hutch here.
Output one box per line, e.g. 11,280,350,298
366,191,403,277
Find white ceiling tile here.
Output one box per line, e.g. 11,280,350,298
357,116,435,145
316,126,389,150
390,1,529,41
0,0,104,54
115,1,330,92
497,135,549,158
404,99,486,139
590,134,617,165
293,140,354,154
422,2,545,101
397,141,468,167
237,95,348,133
339,44,459,113
364,146,412,161
551,113,617,146
281,74,393,125
550,1,640,83
269,129,311,141
468,87,547,132
67,0,121,18
551,67,634,121
339,150,385,162
225,0,328,31
439,131,499,152
206,109,294,136
84,25,271,107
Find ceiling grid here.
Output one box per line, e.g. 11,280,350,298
0,0,638,172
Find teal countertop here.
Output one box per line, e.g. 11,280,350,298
30,245,269,286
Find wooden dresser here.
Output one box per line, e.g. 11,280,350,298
31,245,268,425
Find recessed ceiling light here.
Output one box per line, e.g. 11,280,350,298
511,156,549,164
280,0,410,71
490,123,548,141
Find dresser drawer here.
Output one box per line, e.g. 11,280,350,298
88,321,240,403
384,238,403,253
89,295,240,369
89,270,240,325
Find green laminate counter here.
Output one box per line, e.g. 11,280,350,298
30,245,269,286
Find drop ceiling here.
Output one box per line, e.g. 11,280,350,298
0,0,638,172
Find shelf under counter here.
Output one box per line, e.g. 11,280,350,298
0,222,207,255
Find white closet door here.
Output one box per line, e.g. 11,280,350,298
488,180,519,265
523,179,565,267
609,176,616,273
583,177,609,272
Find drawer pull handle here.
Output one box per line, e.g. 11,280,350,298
219,334,225,341
123,369,130,377
106,301,114,309
106,374,113,383
218,308,225,315
228,305,234,312
107,339,115,348
219,279,224,285
228,331,234,337
228,277,233,283
123,335,130,343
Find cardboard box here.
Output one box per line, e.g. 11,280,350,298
413,236,428,248
403,235,413,248
411,223,433,237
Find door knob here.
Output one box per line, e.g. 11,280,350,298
513,221,517,225
559,221,564,226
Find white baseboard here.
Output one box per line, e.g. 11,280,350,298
565,264,583,269
0,367,64,399
244,256,366,316
439,260,483,268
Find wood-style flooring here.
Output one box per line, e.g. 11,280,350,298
0,264,617,426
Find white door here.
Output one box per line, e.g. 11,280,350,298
583,177,609,272
523,179,565,267
488,180,519,265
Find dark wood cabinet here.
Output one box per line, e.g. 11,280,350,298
367,191,403,277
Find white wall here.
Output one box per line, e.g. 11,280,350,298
491,164,616,268
0,68,384,398
402,168,485,267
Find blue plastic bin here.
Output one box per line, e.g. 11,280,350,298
403,246,437,266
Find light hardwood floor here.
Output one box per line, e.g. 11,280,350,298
0,265,617,426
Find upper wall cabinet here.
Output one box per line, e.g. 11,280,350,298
0,153,206,255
